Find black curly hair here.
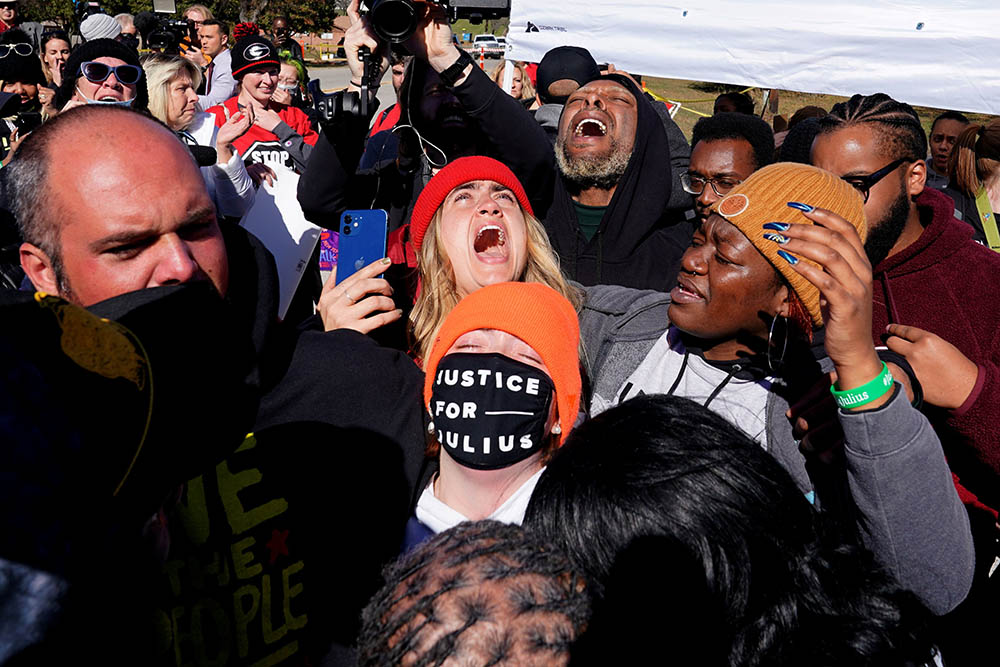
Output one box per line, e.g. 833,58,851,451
691,111,776,172
358,520,591,666
525,394,935,667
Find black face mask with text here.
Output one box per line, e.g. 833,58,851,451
429,352,554,471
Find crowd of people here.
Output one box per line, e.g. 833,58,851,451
1,1,999,665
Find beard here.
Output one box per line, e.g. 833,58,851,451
555,134,633,191
864,186,911,268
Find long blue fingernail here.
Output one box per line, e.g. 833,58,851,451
787,201,814,213
777,250,799,264
763,232,789,244
763,222,790,231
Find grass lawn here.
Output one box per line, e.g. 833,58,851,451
617,77,995,142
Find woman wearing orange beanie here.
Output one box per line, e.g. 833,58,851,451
579,162,973,615
403,281,581,549
317,156,578,360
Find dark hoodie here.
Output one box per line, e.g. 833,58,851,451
871,186,1000,510
540,74,690,289
442,68,690,290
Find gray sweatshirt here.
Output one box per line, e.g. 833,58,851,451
578,284,975,615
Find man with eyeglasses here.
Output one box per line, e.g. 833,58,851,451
683,112,775,225
53,38,147,111
811,93,1000,651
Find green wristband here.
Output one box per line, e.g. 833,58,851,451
830,361,894,409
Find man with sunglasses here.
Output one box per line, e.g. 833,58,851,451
684,112,775,225
811,94,1000,649
53,37,147,111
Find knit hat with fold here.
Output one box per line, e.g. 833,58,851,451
423,281,580,444
710,162,867,328
410,156,533,253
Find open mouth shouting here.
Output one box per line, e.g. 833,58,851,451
574,118,607,138
472,221,509,263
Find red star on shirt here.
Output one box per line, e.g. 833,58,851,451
265,529,290,564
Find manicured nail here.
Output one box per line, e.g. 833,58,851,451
763,222,790,231
381,257,392,265
777,250,798,265
763,233,789,244
787,201,814,213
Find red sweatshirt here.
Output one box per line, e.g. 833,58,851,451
872,186,1000,510
208,96,318,173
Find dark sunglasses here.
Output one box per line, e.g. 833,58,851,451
841,158,908,203
78,60,143,85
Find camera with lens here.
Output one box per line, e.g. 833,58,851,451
147,18,193,53
363,0,510,44
143,0,198,54
73,0,105,25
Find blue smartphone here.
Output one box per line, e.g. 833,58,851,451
335,209,388,286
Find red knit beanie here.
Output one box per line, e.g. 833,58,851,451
409,156,533,253
423,282,581,445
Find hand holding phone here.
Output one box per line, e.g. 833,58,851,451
318,257,401,334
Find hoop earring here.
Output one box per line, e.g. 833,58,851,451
767,314,789,373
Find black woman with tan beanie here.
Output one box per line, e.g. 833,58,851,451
579,162,974,617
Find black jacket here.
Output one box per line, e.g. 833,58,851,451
448,69,692,290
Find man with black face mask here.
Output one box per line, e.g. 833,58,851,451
811,93,1000,659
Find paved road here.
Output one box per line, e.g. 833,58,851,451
307,63,398,113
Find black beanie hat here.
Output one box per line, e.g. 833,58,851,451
230,35,280,79
0,30,45,87
54,38,148,111
536,45,600,105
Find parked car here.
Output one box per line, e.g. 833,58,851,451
470,34,504,59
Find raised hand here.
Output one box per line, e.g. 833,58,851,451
767,203,889,410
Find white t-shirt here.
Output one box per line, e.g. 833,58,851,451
593,328,774,448
415,467,545,534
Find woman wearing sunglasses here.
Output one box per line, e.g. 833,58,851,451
53,38,147,112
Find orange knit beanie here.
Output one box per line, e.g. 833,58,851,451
423,282,581,444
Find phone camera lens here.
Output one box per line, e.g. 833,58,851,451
344,215,352,223
342,226,351,235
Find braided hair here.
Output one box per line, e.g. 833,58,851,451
817,93,927,163
358,521,590,666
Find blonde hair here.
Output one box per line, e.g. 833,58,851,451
410,206,580,362
949,120,1000,198
40,31,71,86
141,53,203,130
491,60,536,103
183,4,214,20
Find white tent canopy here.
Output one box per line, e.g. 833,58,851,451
506,0,1000,115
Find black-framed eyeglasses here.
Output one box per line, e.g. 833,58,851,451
0,43,32,58
78,61,143,85
841,158,908,203
681,172,743,197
